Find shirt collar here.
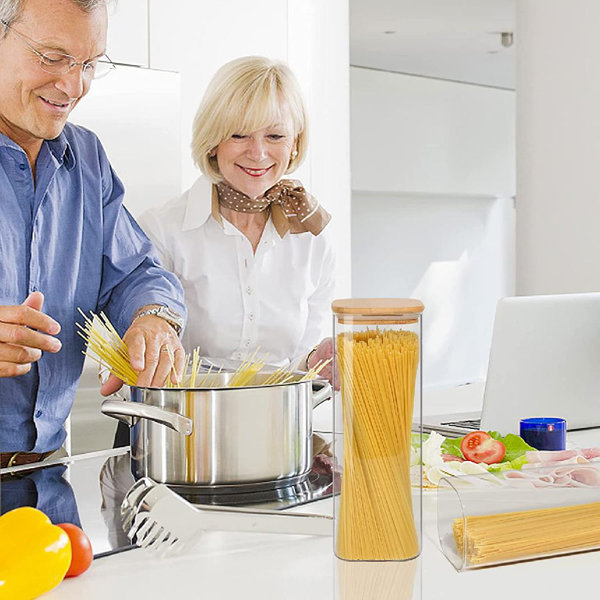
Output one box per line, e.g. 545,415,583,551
0,130,75,170
46,131,75,170
182,175,214,232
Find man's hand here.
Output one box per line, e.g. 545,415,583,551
307,337,339,390
0,292,62,378
100,314,184,395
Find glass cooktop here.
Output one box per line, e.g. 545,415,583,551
0,446,335,558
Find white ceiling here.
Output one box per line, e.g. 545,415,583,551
350,0,515,89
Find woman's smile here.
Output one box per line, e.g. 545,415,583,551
237,164,274,178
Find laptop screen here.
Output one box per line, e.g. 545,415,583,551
480,293,600,434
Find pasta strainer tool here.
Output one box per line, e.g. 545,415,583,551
121,478,333,556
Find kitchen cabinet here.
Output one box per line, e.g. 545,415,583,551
351,67,515,198
106,0,149,68
69,66,181,218
148,0,288,73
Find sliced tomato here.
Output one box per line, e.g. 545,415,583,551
460,431,506,464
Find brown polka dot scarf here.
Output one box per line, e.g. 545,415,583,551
215,179,331,237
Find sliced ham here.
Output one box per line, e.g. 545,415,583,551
503,463,600,488
525,449,579,463
554,465,600,486
503,471,554,487
525,447,600,464
522,455,588,469
442,453,464,463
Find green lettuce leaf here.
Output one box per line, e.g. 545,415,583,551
440,431,535,469
487,431,535,462
441,437,463,457
487,454,530,472
411,432,422,450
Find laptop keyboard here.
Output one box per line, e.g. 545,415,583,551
440,418,481,430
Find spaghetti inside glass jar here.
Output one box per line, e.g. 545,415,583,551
332,298,424,562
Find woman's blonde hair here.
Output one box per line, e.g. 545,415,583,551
192,56,308,183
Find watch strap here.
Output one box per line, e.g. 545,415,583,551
133,306,183,335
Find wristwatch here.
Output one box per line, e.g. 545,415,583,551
133,306,184,336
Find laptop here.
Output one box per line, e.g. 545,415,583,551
421,293,600,437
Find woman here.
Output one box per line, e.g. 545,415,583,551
139,56,335,380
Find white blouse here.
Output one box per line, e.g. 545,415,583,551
138,176,336,367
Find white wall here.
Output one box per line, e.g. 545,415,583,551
516,0,600,294
351,67,516,387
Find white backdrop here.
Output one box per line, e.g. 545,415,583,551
350,67,516,387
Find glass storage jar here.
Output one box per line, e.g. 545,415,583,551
332,298,424,561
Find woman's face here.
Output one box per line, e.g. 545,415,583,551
216,115,296,199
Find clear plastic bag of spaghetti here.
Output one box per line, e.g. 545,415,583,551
437,462,600,570
332,298,424,561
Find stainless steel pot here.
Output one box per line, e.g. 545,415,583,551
101,373,331,489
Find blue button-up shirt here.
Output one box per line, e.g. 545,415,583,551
0,123,186,452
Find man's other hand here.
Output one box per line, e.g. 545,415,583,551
0,292,62,378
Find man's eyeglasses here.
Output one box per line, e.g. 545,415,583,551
0,20,115,79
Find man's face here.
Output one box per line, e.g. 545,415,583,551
0,0,107,154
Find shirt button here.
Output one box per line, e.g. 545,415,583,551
245,340,251,347
35,410,42,418
19,163,26,171
246,287,253,295
248,313,254,321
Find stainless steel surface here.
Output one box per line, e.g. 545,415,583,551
101,375,332,487
101,398,193,434
123,478,333,556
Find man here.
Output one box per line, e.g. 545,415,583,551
0,0,187,466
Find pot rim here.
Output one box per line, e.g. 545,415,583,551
130,374,329,393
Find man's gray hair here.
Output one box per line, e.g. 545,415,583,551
1,0,107,34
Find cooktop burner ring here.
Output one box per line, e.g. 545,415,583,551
167,471,310,496
167,470,333,507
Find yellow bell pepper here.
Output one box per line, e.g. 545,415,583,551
0,506,71,599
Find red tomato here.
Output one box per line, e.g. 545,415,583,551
460,431,506,464
57,523,93,578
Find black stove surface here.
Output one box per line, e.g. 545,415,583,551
176,469,334,509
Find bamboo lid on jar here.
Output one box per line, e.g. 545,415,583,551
332,298,424,324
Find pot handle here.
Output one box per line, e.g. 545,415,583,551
101,398,193,436
99,391,131,426
311,381,332,409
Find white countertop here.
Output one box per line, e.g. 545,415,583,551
41,383,600,599
47,494,600,600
